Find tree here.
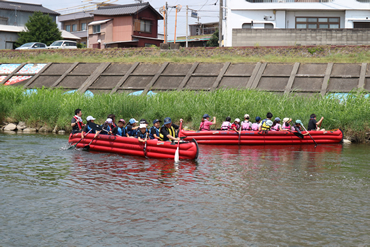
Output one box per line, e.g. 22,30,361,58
206,29,219,47
16,11,62,47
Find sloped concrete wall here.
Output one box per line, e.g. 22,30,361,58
1,62,369,96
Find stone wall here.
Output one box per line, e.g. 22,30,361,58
1,62,369,96
232,29,370,47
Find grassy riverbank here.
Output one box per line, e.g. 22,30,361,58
1,46,370,64
1,86,370,141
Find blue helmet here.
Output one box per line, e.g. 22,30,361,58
164,117,172,125
129,118,138,124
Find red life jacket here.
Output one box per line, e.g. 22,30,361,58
73,116,85,130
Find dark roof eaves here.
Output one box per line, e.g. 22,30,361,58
0,2,60,16
97,2,148,10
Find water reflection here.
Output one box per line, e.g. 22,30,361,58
70,152,200,188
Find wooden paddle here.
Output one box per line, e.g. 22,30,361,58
143,132,148,158
68,129,92,150
238,125,241,145
301,123,318,147
174,120,183,163
82,133,99,151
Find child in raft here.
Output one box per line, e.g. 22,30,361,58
271,117,283,131
149,119,162,140
126,118,139,138
241,114,252,131
261,120,273,132
221,117,232,130
251,116,261,131
308,114,325,131
199,114,216,131
259,112,273,131
81,116,101,139
231,118,241,134
282,118,293,131
136,124,149,143
101,118,113,135
294,120,309,136
112,119,126,137
107,114,117,128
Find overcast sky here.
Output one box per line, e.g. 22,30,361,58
12,0,220,39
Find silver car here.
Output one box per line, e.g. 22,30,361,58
15,42,47,50
48,40,77,49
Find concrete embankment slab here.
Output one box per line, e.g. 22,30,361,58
0,62,368,95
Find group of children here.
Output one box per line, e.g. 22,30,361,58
200,112,324,134
71,108,325,143
72,109,182,143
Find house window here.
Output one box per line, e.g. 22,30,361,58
72,24,77,32
5,42,14,49
296,17,340,29
140,20,151,33
0,16,8,25
264,23,274,29
66,25,71,32
242,23,252,29
93,25,101,33
81,23,86,31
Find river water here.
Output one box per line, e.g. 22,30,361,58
0,132,369,246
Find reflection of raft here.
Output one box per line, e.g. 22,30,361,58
69,133,199,160
181,129,343,145
69,133,199,159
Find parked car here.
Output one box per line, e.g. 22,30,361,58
48,40,77,49
15,42,47,50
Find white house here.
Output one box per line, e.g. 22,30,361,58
225,0,370,46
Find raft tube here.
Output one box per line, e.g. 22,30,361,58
69,133,199,160
181,129,343,145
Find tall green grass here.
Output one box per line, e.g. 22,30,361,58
1,86,369,141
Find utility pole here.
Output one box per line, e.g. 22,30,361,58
186,5,188,48
219,0,223,47
165,2,168,44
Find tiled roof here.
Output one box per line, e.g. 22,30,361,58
93,2,162,19
0,0,59,15
58,11,94,22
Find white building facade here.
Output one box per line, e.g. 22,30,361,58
225,0,370,46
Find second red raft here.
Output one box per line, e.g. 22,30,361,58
69,133,199,160
181,129,343,145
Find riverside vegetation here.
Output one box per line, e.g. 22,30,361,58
1,86,369,142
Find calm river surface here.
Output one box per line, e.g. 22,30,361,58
0,132,369,246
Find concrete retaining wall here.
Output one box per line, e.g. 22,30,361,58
1,62,369,95
232,29,370,47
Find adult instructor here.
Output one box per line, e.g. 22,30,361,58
159,117,182,142
71,108,84,134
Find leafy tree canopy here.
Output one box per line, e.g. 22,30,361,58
206,29,219,47
16,11,62,47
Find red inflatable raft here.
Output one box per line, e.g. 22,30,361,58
69,133,199,160
181,129,343,145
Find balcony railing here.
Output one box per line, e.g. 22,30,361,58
246,0,333,2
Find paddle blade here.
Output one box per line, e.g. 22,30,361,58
82,145,90,151
68,144,77,150
293,132,304,139
174,147,179,163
